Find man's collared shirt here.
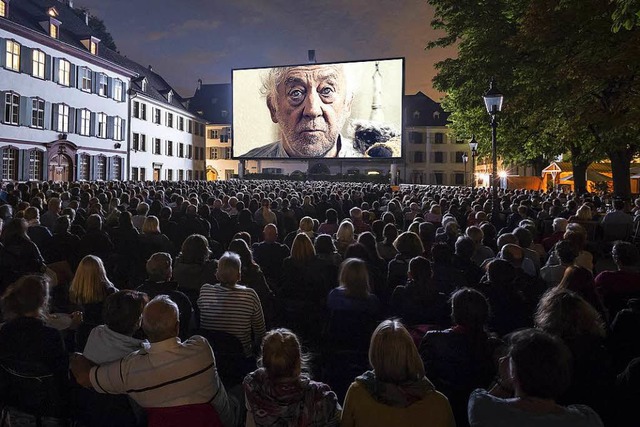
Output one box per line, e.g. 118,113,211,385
89,336,234,426
240,135,362,158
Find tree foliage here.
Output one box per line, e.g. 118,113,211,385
428,0,640,197
73,7,118,52
612,0,640,31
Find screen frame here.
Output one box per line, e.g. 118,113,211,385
231,56,405,161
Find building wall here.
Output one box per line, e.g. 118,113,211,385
129,95,206,181
0,28,129,181
205,123,235,180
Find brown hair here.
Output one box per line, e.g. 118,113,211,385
259,328,307,379
535,288,605,340
1,275,49,320
338,258,370,299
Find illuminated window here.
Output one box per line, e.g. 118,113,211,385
56,104,69,132
1,147,18,180
50,23,58,39
97,113,107,138
5,40,20,71
4,92,19,125
78,154,90,180
58,59,70,86
90,41,97,55
113,117,123,141
113,79,124,101
98,74,108,96
0,1,6,18
31,98,45,128
28,150,43,180
32,50,45,79
78,109,90,135
209,129,219,139
80,67,92,92
95,155,106,180
47,7,58,17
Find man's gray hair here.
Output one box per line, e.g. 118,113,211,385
260,63,358,106
146,252,172,281
553,217,568,232
216,251,241,285
143,295,179,338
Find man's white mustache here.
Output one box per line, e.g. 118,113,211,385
297,120,327,133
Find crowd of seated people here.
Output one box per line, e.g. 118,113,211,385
0,178,639,426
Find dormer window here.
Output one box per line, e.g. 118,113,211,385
81,36,100,56
433,111,441,119
167,91,173,103
47,7,58,17
0,1,7,18
141,78,148,92
413,110,420,119
49,18,60,38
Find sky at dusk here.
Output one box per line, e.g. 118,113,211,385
75,0,457,101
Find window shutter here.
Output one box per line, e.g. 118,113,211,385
51,103,59,130
75,154,80,180
70,63,77,88
90,156,97,180
92,72,98,93
44,102,52,130
0,39,6,68
106,116,114,139
0,91,6,122
18,149,28,181
108,77,114,98
19,96,30,126
75,109,82,133
68,107,75,132
106,156,113,180
20,46,32,74
44,55,52,80
90,112,96,136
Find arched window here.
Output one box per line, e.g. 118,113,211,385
1,147,18,180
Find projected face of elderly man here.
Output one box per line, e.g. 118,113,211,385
267,65,353,157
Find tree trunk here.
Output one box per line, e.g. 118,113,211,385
609,148,632,199
572,160,588,195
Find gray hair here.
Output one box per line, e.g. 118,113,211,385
143,295,179,338
260,63,358,106
553,217,568,233
216,251,241,286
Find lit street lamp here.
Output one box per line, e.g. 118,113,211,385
468,134,478,189
462,152,469,186
483,78,504,225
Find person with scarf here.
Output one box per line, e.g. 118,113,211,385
243,328,340,426
341,319,455,427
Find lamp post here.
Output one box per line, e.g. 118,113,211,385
462,153,469,186
483,78,504,225
468,134,478,189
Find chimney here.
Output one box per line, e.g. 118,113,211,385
308,50,316,64
67,0,74,8
198,79,202,90
148,65,153,71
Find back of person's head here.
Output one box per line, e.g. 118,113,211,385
350,207,363,221
339,257,370,299
1,275,49,321
233,231,252,247
496,233,518,250
179,234,211,264
336,220,355,243
613,198,624,210
382,223,398,244
228,238,255,269
216,251,241,286
487,259,516,285
508,329,572,399
259,328,304,379
291,233,316,262
408,256,432,284
393,231,424,257
314,234,336,255
612,241,639,267
146,252,172,282
552,217,568,233
24,206,39,221
86,214,102,232
451,287,489,328
431,242,452,264
369,319,425,383
535,288,605,341
142,295,179,342
142,215,161,234
103,290,148,336
71,255,111,305
455,236,475,260
500,243,524,268
299,216,314,233
563,229,586,252
137,202,149,215
555,240,577,265
325,208,338,224
118,210,134,228
558,265,594,290
53,215,71,234
512,227,533,248
263,223,278,242
466,226,484,244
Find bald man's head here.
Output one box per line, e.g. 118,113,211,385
501,243,524,268
263,224,278,243
142,295,179,342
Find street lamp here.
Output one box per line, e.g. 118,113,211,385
483,78,504,225
461,153,469,186
468,134,478,189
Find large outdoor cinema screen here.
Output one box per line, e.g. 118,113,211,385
232,58,404,160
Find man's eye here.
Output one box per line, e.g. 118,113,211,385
289,89,304,100
319,87,334,96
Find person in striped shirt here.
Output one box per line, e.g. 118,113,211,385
198,251,266,357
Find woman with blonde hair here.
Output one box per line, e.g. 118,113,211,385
243,328,340,426
341,319,454,427
386,231,425,295
335,220,356,257
70,255,118,346
328,258,380,315
138,215,174,262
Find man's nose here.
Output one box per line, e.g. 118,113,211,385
302,91,323,118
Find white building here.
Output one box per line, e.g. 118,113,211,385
109,58,207,181
0,0,134,181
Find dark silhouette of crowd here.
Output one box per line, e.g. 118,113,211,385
1,179,639,427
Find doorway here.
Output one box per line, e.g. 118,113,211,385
153,168,161,181
48,153,72,182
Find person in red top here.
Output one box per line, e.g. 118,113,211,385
595,241,640,318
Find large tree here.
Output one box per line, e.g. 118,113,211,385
429,0,640,197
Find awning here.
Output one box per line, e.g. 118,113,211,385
561,170,612,182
